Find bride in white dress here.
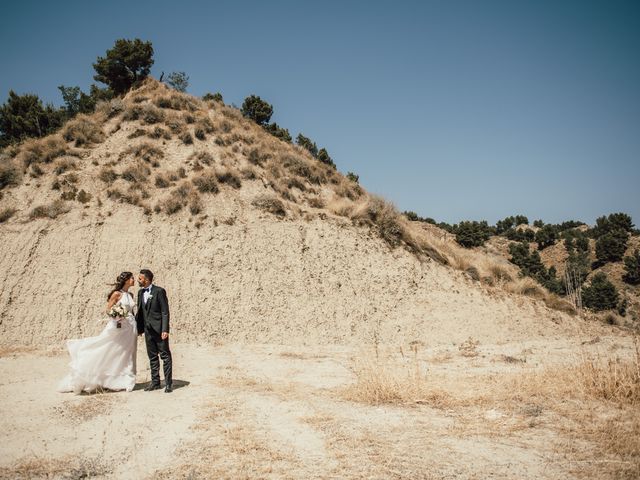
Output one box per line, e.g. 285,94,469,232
58,272,138,394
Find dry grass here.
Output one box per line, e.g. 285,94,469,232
61,114,105,146
52,393,117,423
0,455,109,479
29,200,70,220
16,135,68,167
505,276,546,299
343,345,430,405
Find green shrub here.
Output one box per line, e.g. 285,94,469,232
202,92,223,103
296,134,318,157
622,250,640,285
454,221,493,248
241,95,273,125
582,272,619,311
165,71,189,92
346,172,359,183
317,148,335,168
592,212,634,238
0,91,65,147
534,224,558,250
263,122,291,142
595,229,629,263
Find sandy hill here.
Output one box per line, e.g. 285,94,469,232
0,78,605,346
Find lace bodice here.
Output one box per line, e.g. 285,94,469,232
117,291,136,316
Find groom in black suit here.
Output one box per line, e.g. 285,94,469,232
136,269,173,393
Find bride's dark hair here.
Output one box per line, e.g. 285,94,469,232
107,271,133,300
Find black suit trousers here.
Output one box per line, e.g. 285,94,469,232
144,326,172,386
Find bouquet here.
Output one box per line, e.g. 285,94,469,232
108,304,127,328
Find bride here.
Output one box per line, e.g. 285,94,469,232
58,272,138,394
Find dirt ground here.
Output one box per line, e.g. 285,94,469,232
0,333,637,480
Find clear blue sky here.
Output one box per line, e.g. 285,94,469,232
2,0,638,226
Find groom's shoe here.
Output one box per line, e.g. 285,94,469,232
164,384,173,393
144,383,161,391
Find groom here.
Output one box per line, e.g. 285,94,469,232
136,269,173,393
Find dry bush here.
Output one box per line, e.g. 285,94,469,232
62,114,105,146
240,166,257,179
327,197,356,217
506,276,546,299
307,196,325,209
465,265,480,281
124,142,164,163
98,167,118,184
153,91,198,112
52,157,77,175
215,168,242,189
127,128,147,139
180,131,194,145
16,136,68,167
343,346,430,405
334,178,363,199
252,194,286,217
280,154,325,185
148,126,171,140
188,191,203,215
488,263,513,283
351,195,410,249
247,147,269,166
107,188,143,206
0,159,21,189
155,173,171,188
189,150,214,166
121,163,150,183
162,195,184,215
95,98,124,118
29,199,70,219
543,294,576,315
0,207,17,223
123,103,165,125
192,172,219,194
77,189,92,204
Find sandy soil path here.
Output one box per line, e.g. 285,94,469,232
0,335,635,479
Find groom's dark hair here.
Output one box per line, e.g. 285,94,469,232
140,269,154,282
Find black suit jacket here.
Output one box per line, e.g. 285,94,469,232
136,285,170,335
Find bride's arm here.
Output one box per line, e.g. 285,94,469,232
106,291,122,314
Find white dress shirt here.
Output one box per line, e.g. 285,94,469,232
143,284,154,304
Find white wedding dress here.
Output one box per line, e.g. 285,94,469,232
57,290,137,393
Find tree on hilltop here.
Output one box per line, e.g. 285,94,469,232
93,38,154,95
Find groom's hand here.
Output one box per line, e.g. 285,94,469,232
161,332,169,340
